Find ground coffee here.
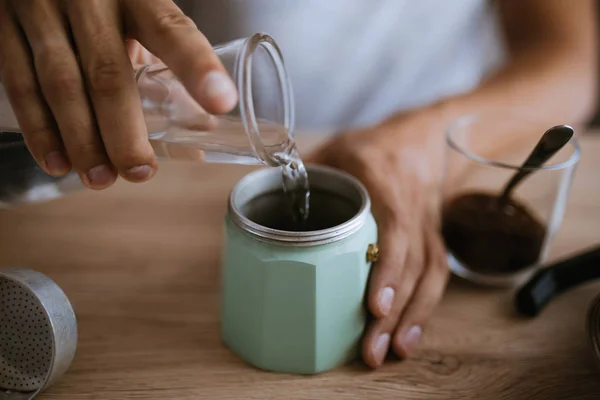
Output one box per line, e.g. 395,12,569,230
441,191,547,274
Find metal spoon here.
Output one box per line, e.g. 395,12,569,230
498,125,574,206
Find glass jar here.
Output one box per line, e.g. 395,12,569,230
138,33,296,166
0,33,297,206
440,111,581,287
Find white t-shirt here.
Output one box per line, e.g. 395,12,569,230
178,0,507,131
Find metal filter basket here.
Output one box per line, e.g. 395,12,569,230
0,267,77,400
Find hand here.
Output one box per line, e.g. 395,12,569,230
127,39,162,66
0,0,238,190
307,110,450,367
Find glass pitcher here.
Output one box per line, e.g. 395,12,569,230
0,33,297,206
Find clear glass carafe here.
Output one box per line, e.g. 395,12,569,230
0,33,297,206
138,33,296,166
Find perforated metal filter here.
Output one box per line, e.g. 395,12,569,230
1,278,52,391
0,268,77,400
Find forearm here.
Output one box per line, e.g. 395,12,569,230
444,40,597,128
446,0,597,123
435,35,597,166
385,0,597,188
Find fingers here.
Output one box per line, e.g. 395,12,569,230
123,0,238,114
392,219,449,359
366,219,413,319
4,0,158,188
362,251,422,368
67,0,157,184
11,0,122,188
0,0,71,177
362,207,448,368
126,39,161,66
361,221,425,368
4,0,230,189
361,225,407,368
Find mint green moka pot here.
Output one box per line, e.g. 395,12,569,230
220,164,378,375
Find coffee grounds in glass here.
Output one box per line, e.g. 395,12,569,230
441,191,547,274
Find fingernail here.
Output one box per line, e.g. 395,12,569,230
378,287,395,316
125,165,153,182
198,71,238,110
44,151,71,175
373,334,390,365
86,164,115,188
399,326,422,355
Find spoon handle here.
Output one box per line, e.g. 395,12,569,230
499,125,574,204
498,170,530,204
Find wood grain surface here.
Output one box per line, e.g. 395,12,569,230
1,133,600,400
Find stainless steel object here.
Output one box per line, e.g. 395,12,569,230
0,132,82,208
587,293,600,368
0,267,78,400
498,124,574,206
228,164,371,246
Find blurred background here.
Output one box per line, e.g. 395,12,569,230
589,0,600,127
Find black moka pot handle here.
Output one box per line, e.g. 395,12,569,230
515,245,600,317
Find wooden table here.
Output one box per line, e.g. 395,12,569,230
1,133,600,400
